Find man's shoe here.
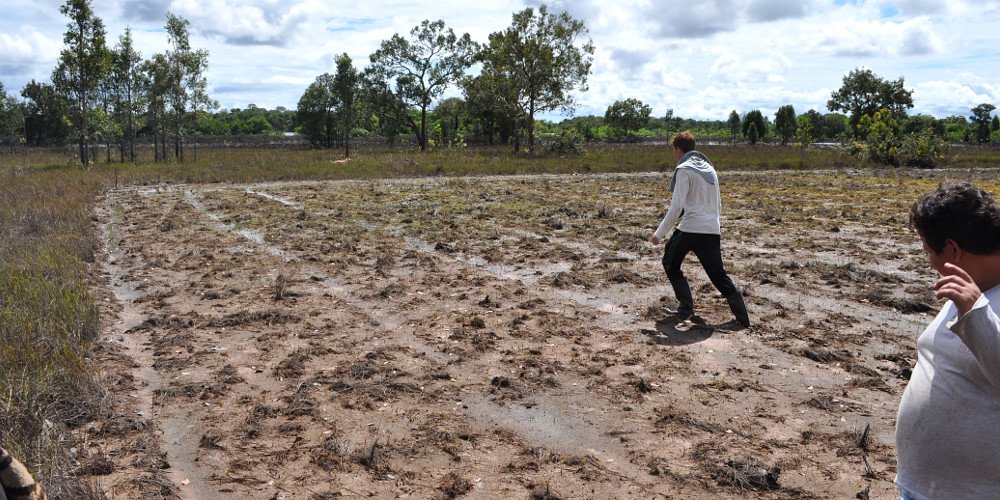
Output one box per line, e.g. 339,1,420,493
726,292,751,328
668,277,694,318
660,304,693,318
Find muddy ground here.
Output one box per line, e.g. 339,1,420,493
80,169,994,499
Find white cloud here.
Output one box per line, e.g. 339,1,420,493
912,80,1000,117
0,28,61,64
1,0,999,119
709,53,791,84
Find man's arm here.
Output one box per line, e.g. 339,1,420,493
652,169,688,242
950,296,1000,389
941,263,1000,388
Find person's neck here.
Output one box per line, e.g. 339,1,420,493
967,254,1000,291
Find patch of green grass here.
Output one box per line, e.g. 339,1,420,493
0,166,106,494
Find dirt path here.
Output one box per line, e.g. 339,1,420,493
82,170,976,499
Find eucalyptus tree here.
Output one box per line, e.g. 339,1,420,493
140,53,171,161
164,13,215,161
827,68,913,137
111,28,143,161
741,110,766,143
333,54,359,157
970,103,996,144
296,73,337,148
52,0,110,166
481,5,594,152
604,98,651,137
0,82,26,152
20,81,69,146
726,110,740,143
433,97,466,145
461,71,519,145
367,19,477,150
358,74,409,145
774,104,796,145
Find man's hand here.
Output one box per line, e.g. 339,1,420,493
650,235,661,245
935,262,982,317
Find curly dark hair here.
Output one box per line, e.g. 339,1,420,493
910,182,1000,255
671,131,696,153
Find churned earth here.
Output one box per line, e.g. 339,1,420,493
82,169,998,499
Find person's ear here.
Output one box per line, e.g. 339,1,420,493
945,239,963,262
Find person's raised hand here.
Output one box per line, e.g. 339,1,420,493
934,262,982,317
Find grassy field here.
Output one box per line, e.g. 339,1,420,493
0,142,998,496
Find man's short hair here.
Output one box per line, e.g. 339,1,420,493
671,131,696,153
910,182,1000,255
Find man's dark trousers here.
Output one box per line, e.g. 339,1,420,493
662,230,738,302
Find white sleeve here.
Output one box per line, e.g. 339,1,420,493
654,169,688,240
949,295,1000,389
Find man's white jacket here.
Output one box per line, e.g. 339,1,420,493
654,151,722,239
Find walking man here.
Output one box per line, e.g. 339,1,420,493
896,182,1000,499
649,131,749,328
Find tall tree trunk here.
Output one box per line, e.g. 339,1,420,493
419,105,427,151
527,99,536,153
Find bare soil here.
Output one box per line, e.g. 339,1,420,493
82,169,975,499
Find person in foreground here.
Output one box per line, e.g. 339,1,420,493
649,131,750,328
896,182,1000,499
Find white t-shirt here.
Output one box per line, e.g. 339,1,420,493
896,284,1000,499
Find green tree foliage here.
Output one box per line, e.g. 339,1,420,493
297,73,337,147
110,28,143,162
727,110,740,143
992,115,1000,133
333,53,359,156
900,130,948,168
164,13,215,161
604,98,651,137
20,80,69,146
746,122,759,145
461,73,518,145
827,68,914,138
901,114,943,136
741,110,766,143
796,114,814,145
52,0,110,166
140,53,171,160
433,97,467,146
481,5,594,153
0,82,26,152
367,19,476,151
853,108,947,167
940,115,970,142
970,103,996,144
854,108,900,165
774,104,796,145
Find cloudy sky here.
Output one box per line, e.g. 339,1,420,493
1,0,998,122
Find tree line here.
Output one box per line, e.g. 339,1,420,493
0,0,213,165
1,2,999,165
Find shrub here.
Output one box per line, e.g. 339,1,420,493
899,130,949,168
542,130,585,156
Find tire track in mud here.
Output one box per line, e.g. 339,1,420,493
241,185,643,330
99,191,220,500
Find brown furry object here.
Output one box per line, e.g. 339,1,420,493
0,448,47,500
